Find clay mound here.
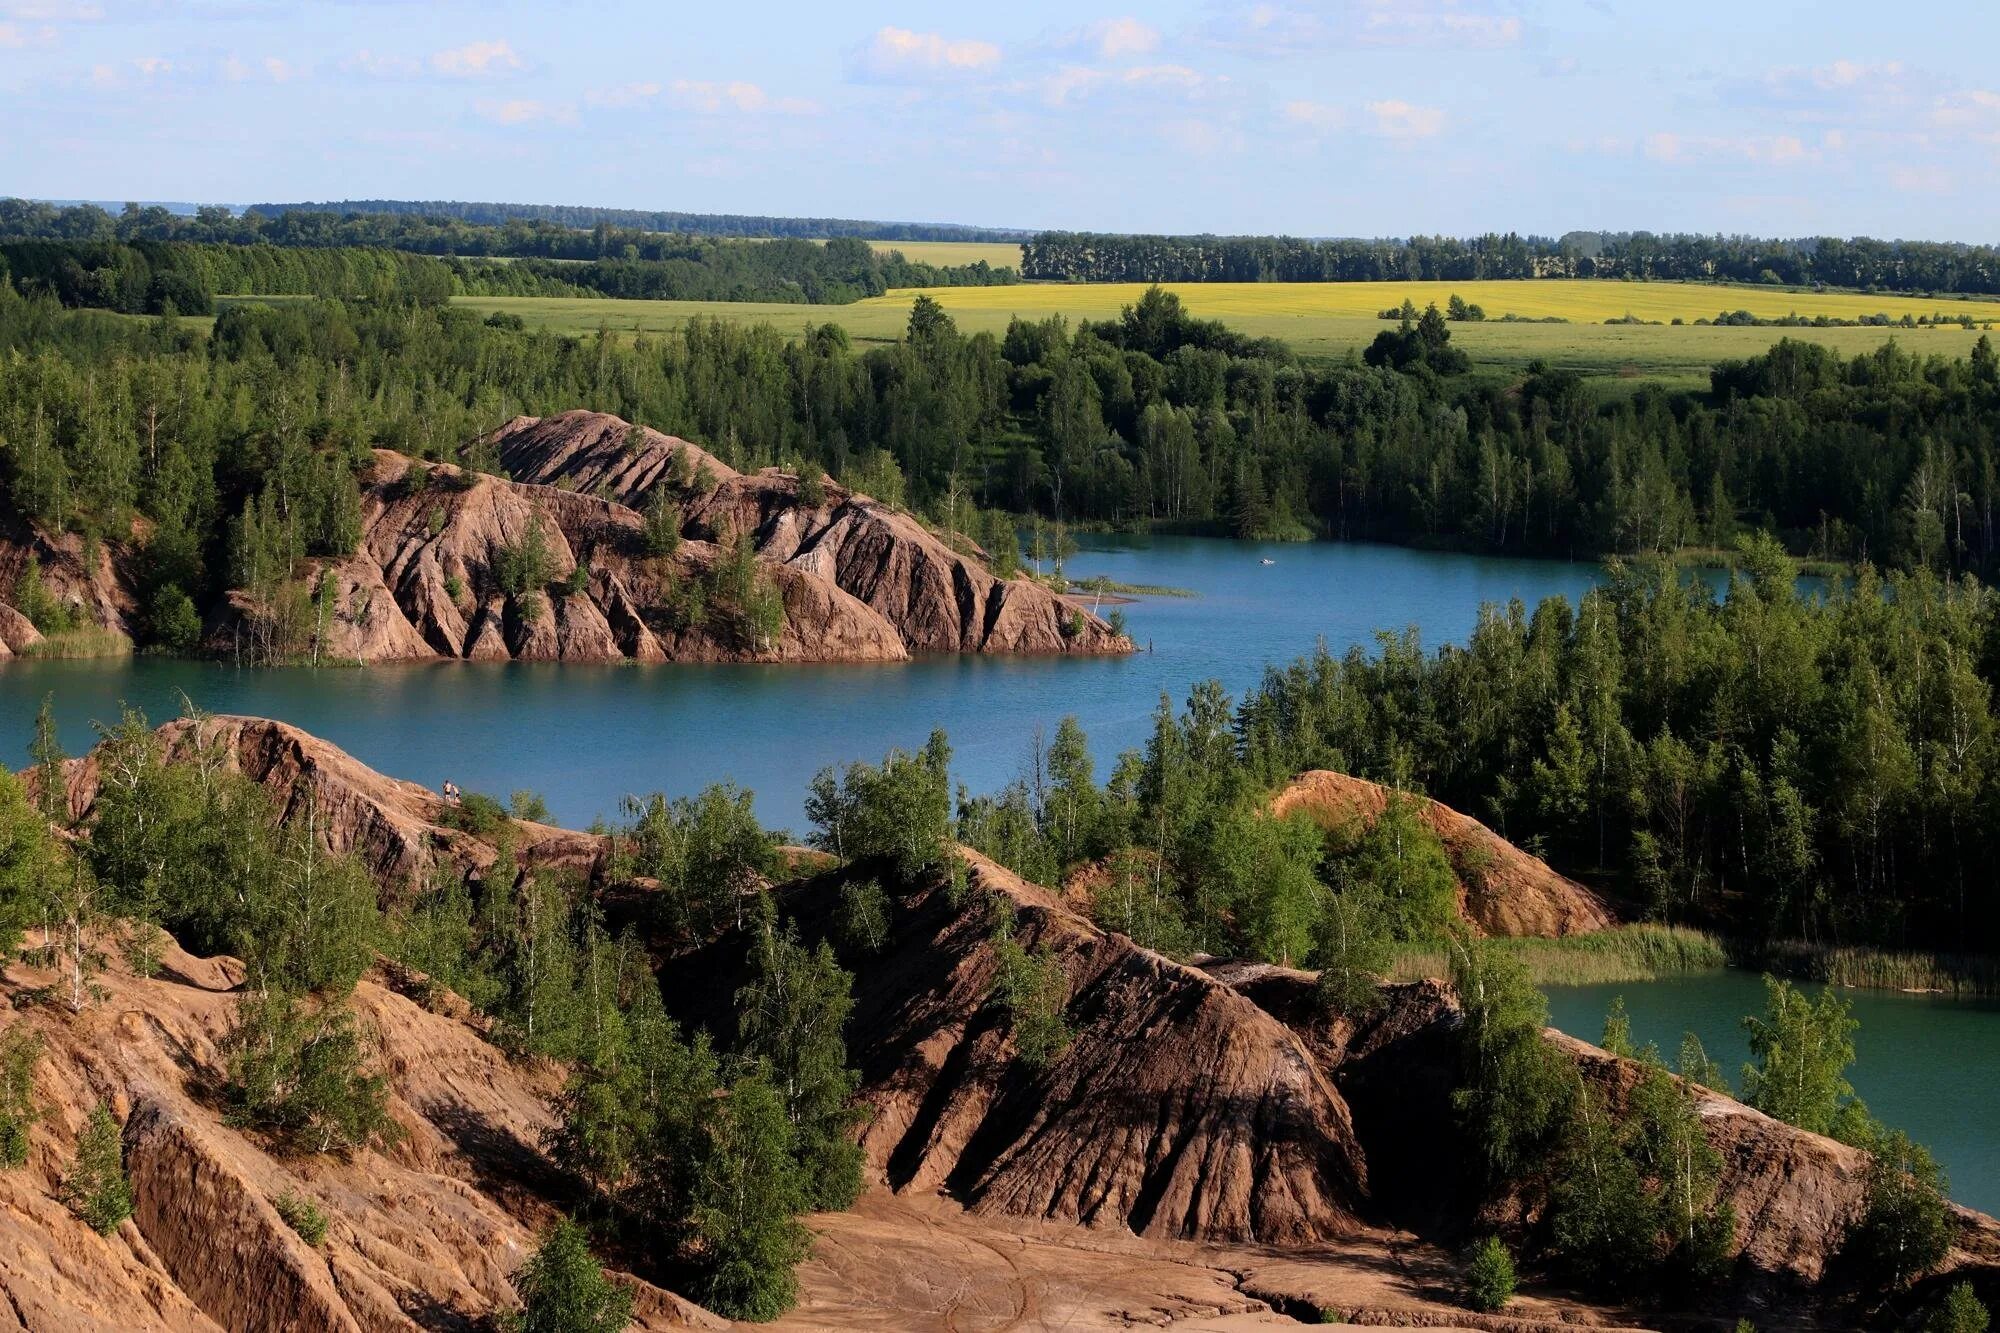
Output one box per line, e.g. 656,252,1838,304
1271,771,1614,938
0,936,717,1332
482,411,1133,658
44,715,604,891
673,849,1371,1248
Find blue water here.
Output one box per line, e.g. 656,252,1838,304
0,536,1601,832
1546,971,2000,1216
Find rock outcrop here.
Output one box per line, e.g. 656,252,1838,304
1271,770,1615,937
0,937,716,1332
479,410,1131,659
0,520,138,647
672,849,1372,1249
43,714,605,890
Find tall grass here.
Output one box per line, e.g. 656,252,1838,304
1750,942,2000,998
19,627,132,659
1388,924,1727,986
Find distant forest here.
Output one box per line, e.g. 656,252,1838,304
1023,230,2000,296
246,198,1031,242
0,231,1014,316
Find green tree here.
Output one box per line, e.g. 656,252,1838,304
1927,1282,1991,1333
735,907,864,1209
1740,976,1862,1138
1848,1126,1952,1292
1451,936,1572,1187
691,1070,811,1322
61,1101,132,1235
0,1027,43,1167
224,990,399,1155
30,693,67,824
620,784,776,941
989,903,1072,1070
504,1216,634,1333
805,732,953,878
1462,1236,1516,1312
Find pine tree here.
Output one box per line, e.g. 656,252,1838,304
61,1101,132,1235
30,693,67,825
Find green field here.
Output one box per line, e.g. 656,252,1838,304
454,276,1999,388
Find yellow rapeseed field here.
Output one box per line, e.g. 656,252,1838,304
859,278,2000,327
865,240,1022,269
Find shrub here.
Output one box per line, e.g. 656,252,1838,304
1462,1235,1517,1312
1928,1282,1992,1333
641,490,683,558
0,1027,43,1167
1106,607,1128,638
509,790,552,823
1848,1126,1952,1291
224,992,400,1156
273,1189,329,1246
447,791,509,837
61,1102,132,1235
990,908,1072,1070
492,518,555,598
504,1216,634,1333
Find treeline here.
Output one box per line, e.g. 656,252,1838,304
0,234,1010,317
0,239,580,315
8,285,2000,653
243,197,1030,242
1024,229,2000,295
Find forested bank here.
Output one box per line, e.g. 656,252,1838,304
944,544,2000,962
0,232,1011,317
6,284,2000,656
240,197,1030,242
1024,229,2000,295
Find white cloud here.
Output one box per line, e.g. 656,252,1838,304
1049,16,1161,60
431,39,522,78
1643,131,1825,165
668,79,817,116
474,97,573,126
585,80,661,109
1934,89,2000,130
344,48,420,78
222,54,299,83
1039,62,1217,107
0,1,101,17
1366,98,1445,139
853,26,1001,82
1282,98,1346,133
1218,1,1522,55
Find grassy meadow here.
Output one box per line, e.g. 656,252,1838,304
454,275,2000,389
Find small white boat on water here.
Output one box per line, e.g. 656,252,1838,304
1259,558,1275,566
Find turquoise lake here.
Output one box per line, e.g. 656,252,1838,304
5,534,1992,1213
0,535,1602,832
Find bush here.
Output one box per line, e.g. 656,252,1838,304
492,518,555,598
273,1189,330,1246
446,791,509,837
1928,1282,1992,1333
0,1028,43,1167
1848,1126,1952,1291
504,1216,634,1333
61,1102,132,1235
1462,1235,1517,1312
224,992,400,1156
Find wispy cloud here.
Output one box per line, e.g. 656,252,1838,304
1642,131,1827,165
431,39,522,78
222,54,299,83
667,79,817,116
1366,99,1445,139
1214,0,1523,56
851,26,1002,83
1282,98,1346,134
1040,62,1216,107
1046,16,1161,61
474,97,573,126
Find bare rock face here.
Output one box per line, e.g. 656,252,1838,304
0,521,138,643
0,938,717,1332
480,411,1133,659
1271,770,1615,937
674,849,1372,1248
0,601,42,658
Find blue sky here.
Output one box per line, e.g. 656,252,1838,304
3,1,1997,240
